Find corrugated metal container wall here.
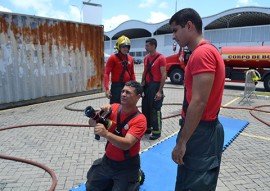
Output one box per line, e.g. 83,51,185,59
0,12,104,107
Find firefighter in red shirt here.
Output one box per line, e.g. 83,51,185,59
170,8,225,191
104,35,136,104
85,81,146,191
141,38,167,140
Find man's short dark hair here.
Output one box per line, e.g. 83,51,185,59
169,8,202,34
125,81,143,95
145,38,157,48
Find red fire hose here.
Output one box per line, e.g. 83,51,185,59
0,97,269,190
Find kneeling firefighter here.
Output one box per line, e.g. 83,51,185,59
85,81,146,191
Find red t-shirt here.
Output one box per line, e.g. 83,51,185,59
183,41,225,121
104,53,136,90
106,104,147,161
143,52,166,83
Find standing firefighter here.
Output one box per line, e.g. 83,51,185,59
104,35,136,104
170,8,225,191
141,38,167,140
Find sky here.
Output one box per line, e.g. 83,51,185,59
0,0,270,32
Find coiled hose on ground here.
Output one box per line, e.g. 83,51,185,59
0,94,269,191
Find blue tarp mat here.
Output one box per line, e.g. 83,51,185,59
70,116,249,191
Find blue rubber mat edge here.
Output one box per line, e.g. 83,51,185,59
70,116,249,191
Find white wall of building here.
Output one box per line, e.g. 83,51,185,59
105,24,270,61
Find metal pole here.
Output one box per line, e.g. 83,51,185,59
80,5,84,22
81,0,92,22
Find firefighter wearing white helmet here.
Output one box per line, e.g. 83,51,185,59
104,35,136,104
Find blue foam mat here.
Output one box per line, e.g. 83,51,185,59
70,116,249,191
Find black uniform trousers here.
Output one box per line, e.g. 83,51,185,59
86,154,140,191
175,118,224,191
142,82,164,135
110,82,125,104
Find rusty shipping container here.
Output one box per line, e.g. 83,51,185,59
0,12,104,109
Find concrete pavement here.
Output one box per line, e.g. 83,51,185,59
1,64,270,191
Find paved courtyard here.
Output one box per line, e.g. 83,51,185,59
0,64,270,191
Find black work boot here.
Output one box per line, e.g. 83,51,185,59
149,133,160,140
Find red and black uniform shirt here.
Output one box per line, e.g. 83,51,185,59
183,40,225,121
104,53,136,90
143,52,166,83
105,104,147,161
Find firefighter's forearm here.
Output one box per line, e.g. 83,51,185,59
105,132,136,150
158,74,166,93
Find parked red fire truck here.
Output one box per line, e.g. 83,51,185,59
165,45,270,91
